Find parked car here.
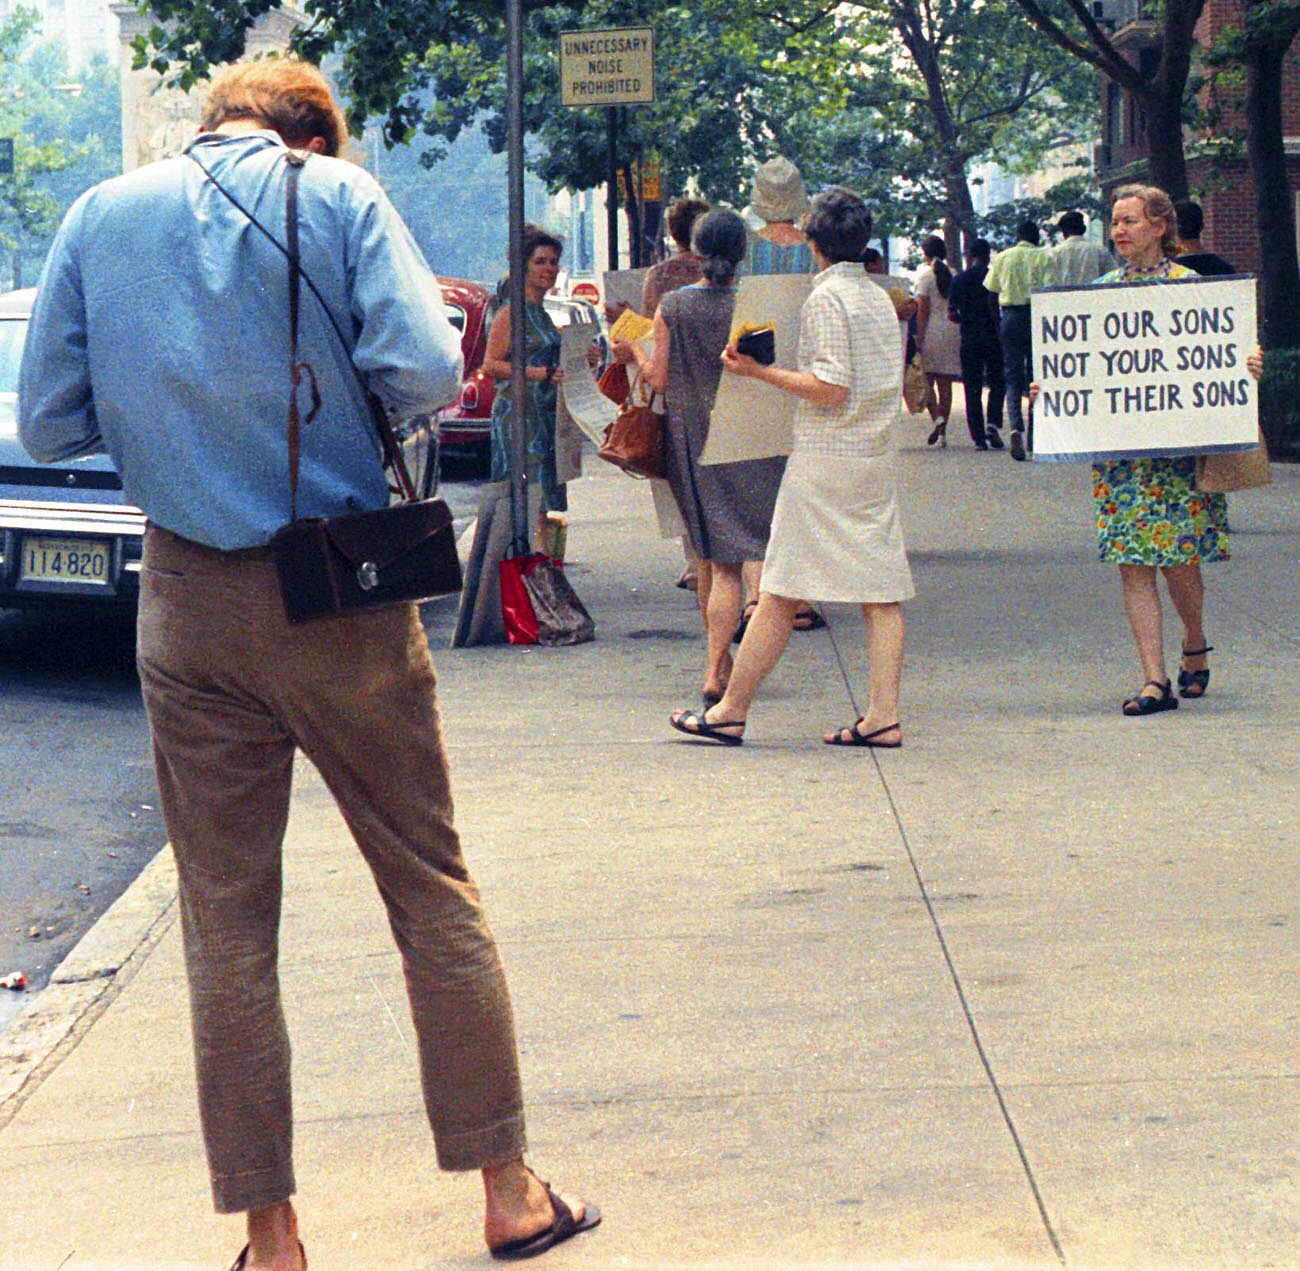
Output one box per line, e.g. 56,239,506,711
431,276,496,457
0,287,146,610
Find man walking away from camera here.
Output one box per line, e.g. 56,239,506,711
1051,210,1113,285
984,221,1054,461
947,238,1005,449
19,59,597,1271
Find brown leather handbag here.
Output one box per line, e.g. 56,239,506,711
1194,428,1271,493
191,150,463,623
597,376,665,479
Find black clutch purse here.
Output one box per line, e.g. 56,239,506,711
736,326,776,365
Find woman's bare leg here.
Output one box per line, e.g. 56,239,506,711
702,592,802,725
824,602,904,744
1118,564,1167,695
703,561,742,699
1161,562,1207,674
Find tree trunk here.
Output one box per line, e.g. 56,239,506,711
892,2,977,248
1246,32,1300,351
1142,84,1189,202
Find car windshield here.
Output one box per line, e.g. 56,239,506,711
0,317,27,395
444,303,466,332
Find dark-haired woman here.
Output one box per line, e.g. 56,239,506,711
915,234,962,446
483,225,567,550
615,209,785,707
670,189,915,748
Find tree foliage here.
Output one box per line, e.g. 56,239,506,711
1009,0,1207,200
0,9,123,288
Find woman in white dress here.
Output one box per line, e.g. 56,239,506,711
669,188,915,748
915,234,963,447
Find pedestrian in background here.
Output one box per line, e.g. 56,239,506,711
1174,200,1236,276
947,238,1004,449
670,188,914,749
18,60,597,1269
483,224,571,553
914,234,963,447
736,154,826,636
743,155,815,276
984,220,1054,461
615,208,786,708
641,196,709,317
1051,211,1113,285
640,195,711,592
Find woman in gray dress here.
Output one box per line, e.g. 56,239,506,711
616,209,785,706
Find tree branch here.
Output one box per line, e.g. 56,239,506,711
1010,0,1145,94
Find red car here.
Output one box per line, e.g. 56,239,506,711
434,276,496,453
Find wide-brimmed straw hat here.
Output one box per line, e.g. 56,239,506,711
748,156,809,225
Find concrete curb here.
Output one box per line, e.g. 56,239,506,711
0,845,177,1124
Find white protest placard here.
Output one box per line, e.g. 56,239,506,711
603,268,648,315
557,321,615,447
700,273,813,465
1031,275,1258,462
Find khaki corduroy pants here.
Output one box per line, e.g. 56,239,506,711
136,525,527,1214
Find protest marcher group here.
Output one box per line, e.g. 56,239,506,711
12,53,1273,1271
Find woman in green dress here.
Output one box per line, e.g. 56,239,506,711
483,225,567,549
1083,185,1257,716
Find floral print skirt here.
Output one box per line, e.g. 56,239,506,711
1092,456,1228,566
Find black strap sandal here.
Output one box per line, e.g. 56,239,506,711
1121,679,1179,717
1177,644,1214,698
824,720,902,748
670,709,745,745
489,1171,602,1260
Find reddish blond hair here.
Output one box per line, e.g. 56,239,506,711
201,59,348,157
1111,184,1180,259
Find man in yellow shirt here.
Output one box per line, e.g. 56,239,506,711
984,221,1054,459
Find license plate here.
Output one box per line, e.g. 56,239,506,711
19,536,112,586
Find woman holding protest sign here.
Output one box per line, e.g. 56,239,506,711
1038,185,1260,716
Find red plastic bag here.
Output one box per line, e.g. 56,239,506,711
499,553,541,645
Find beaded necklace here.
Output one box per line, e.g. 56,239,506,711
1121,257,1173,281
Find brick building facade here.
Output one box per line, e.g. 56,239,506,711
1096,0,1300,273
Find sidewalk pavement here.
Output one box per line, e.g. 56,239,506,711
1,409,1296,1271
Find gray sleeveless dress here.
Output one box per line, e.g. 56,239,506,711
659,284,785,564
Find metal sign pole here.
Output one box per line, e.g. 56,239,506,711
606,105,619,272
506,0,529,557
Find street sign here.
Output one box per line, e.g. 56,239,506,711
0,139,13,177
559,28,654,107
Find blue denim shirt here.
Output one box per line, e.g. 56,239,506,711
18,131,462,549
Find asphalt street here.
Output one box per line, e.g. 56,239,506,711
0,469,486,1037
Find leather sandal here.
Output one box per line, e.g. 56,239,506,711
1178,644,1214,698
670,708,745,746
824,720,901,748
1121,679,1179,717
